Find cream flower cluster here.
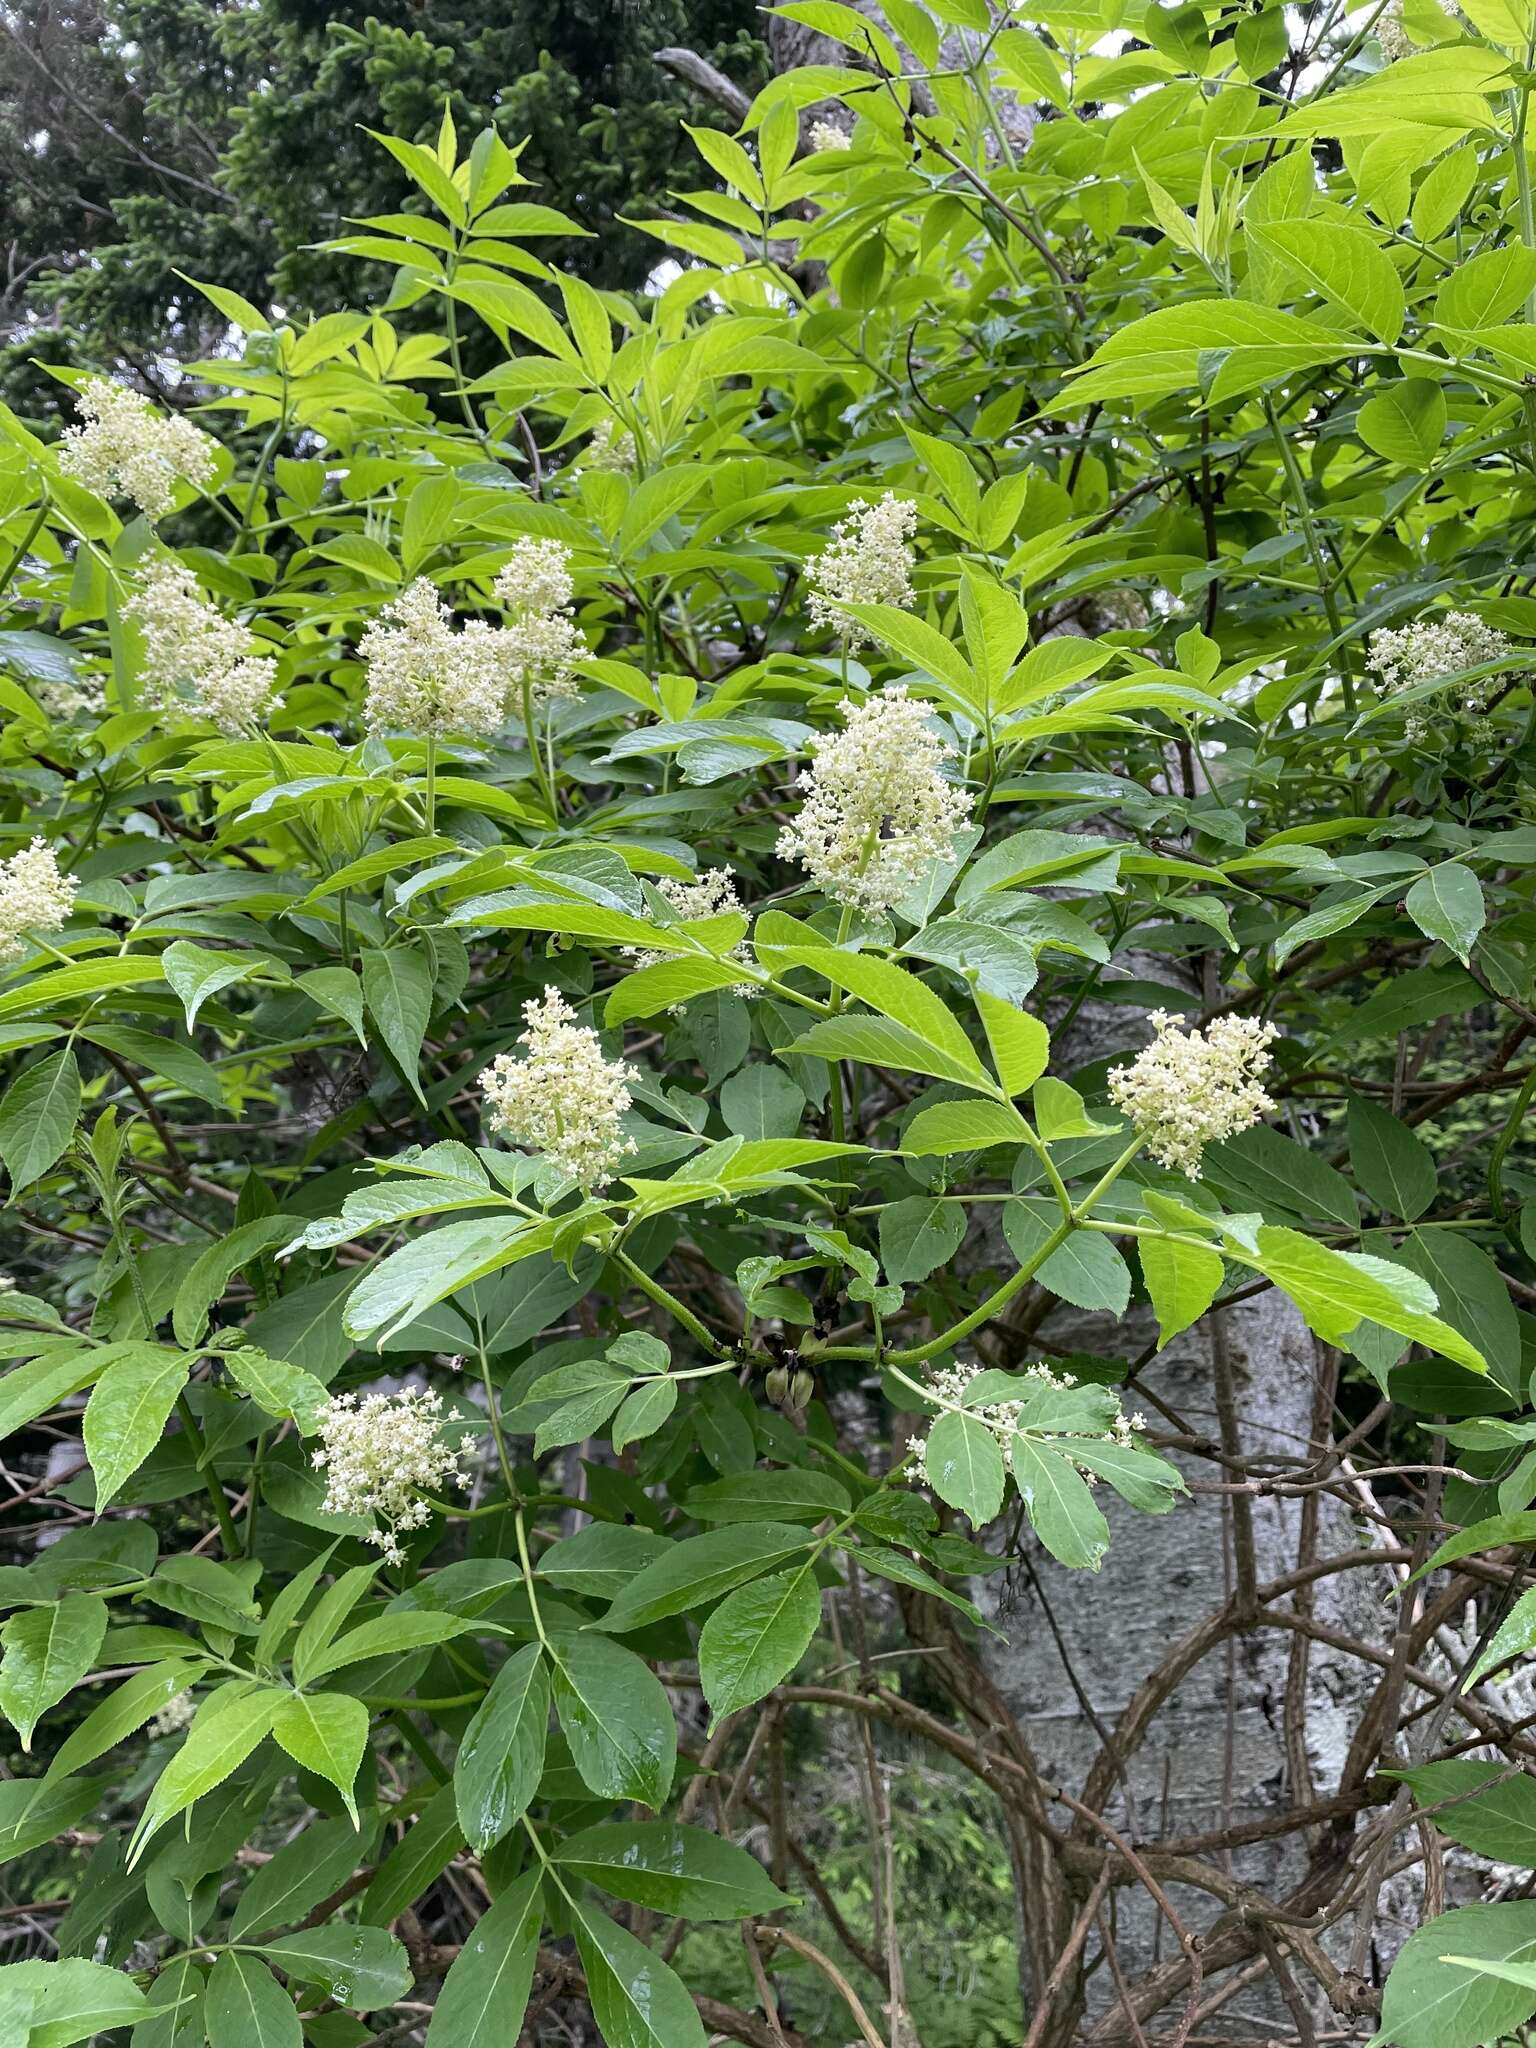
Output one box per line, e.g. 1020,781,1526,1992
492,538,584,706
148,1689,198,1740
777,686,973,914
360,578,509,738
1367,611,1515,740
480,986,637,1191
915,1362,1146,1492
629,868,757,994
57,377,217,520
1109,1009,1279,1178
312,1385,472,1566
584,420,637,473
125,557,279,733
1376,6,1415,58
810,119,852,152
0,839,77,965
33,675,105,722
806,494,918,645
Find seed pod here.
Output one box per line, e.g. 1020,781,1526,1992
790,1368,814,1411
766,1366,790,1406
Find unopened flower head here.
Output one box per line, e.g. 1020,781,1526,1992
57,377,217,520
1109,1009,1279,1178
1367,611,1515,741
312,1385,472,1566
584,419,637,473
806,494,918,646
480,986,637,1190
360,578,507,738
810,119,852,152
492,539,584,706
0,838,77,965
915,1362,1145,1506
777,686,973,914
125,557,278,734
628,867,757,995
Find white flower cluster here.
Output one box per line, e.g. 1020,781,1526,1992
810,119,852,152
806,494,918,646
56,377,217,520
360,578,508,739
1376,5,1415,59
629,868,757,994
777,685,973,914
312,1385,472,1566
492,538,584,706
125,557,279,733
1367,611,1515,740
0,838,77,965
1109,1009,1279,1178
915,1362,1146,1491
148,1689,198,1740
480,986,637,1191
32,675,105,722
584,420,637,473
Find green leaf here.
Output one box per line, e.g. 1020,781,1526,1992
1391,1759,1536,1863
0,1774,105,1866
172,1216,306,1349
1347,1097,1437,1220
1032,1077,1117,1141
453,1642,547,1853
1138,1235,1226,1348
224,1347,330,1432
1248,218,1405,341
0,1592,107,1749
1405,863,1485,963
1377,1902,1536,2048
362,1780,465,1925
0,1048,79,1194
161,941,262,1029
13,1958,148,2047
204,1951,301,2048
1203,1125,1358,1225
361,946,434,1105
684,1469,851,1523
600,1524,814,1632
770,946,989,1083
271,1691,368,1825
83,1347,191,1509
610,1377,678,1452
549,1633,676,1805
975,991,1049,1096
1006,1435,1111,1569
698,1566,822,1720
41,1660,205,1785
261,1926,411,2011
306,1610,474,1681
902,1096,1030,1155
1002,1202,1131,1314
556,1820,792,1919
571,1899,709,2048
1357,377,1446,465
231,1815,372,1939
130,1683,283,1863
1251,1227,1487,1375
880,1195,967,1284
922,1409,1005,1525
425,1870,543,2046
1400,1230,1520,1391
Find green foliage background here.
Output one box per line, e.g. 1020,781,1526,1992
0,2,1536,2045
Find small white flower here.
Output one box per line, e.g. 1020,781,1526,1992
480,986,637,1191
777,685,973,915
125,557,279,734
493,539,584,706
1367,611,1515,741
1108,1009,1279,1179
360,578,507,739
809,119,852,152
56,377,217,520
0,838,77,965
806,494,918,646
1376,6,1416,58
312,1385,472,1567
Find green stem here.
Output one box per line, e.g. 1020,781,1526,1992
176,1392,241,1557
614,1249,728,1357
